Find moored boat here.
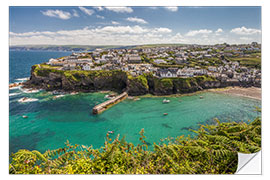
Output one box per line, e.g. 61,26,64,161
163,99,170,103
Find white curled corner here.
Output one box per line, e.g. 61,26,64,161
235,150,261,174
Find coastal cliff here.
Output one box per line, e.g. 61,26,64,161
24,64,254,96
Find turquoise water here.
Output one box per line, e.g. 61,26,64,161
9,51,261,154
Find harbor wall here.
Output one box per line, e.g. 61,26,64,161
92,92,128,114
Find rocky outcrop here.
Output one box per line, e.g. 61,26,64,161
24,65,260,96
126,75,149,95
24,65,127,93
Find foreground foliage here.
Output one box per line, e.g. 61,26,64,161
9,117,261,174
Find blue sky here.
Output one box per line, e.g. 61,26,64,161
9,6,261,45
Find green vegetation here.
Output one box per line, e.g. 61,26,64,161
228,57,261,69
159,78,174,88
128,74,149,90
9,115,261,174
33,65,64,77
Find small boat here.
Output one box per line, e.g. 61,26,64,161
22,115,28,118
108,131,114,134
163,113,168,116
199,96,204,99
104,94,116,99
163,99,170,103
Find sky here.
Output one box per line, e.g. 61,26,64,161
9,6,262,46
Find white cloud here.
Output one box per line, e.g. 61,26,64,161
185,29,213,37
79,7,94,16
9,25,175,45
215,28,223,35
9,26,261,46
96,15,105,19
153,27,172,33
216,28,223,33
72,10,79,17
230,26,261,35
41,9,72,20
94,7,104,11
126,17,148,24
111,21,120,25
104,7,133,13
164,7,178,12
240,37,252,41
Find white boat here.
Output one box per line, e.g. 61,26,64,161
104,94,116,99
163,99,170,103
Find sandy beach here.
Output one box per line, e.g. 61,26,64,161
209,87,261,100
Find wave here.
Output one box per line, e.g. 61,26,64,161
9,93,21,96
53,95,65,99
18,97,39,103
9,86,21,90
15,77,29,81
20,88,40,94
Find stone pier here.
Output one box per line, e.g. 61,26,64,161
92,92,128,114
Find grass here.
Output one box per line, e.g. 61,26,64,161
229,57,261,68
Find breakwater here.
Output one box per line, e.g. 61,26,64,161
92,92,128,114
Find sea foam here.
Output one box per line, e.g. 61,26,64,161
18,97,39,103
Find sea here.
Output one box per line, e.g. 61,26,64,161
9,50,261,154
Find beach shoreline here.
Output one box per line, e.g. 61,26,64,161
208,86,261,101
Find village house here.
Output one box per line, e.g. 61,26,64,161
48,58,65,66
158,68,178,78
175,57,187,65
154,59,167,64
82,63,92,70
63,63,76,70
177,68,195,77
208,66,217,72
127,54,142,64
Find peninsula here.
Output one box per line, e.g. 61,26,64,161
22,43,261,96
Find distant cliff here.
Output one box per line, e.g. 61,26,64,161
24,65,257,96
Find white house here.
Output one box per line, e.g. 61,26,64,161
208,66,217,72
82,63,91,71
154,59,167,64
159,68,177,78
